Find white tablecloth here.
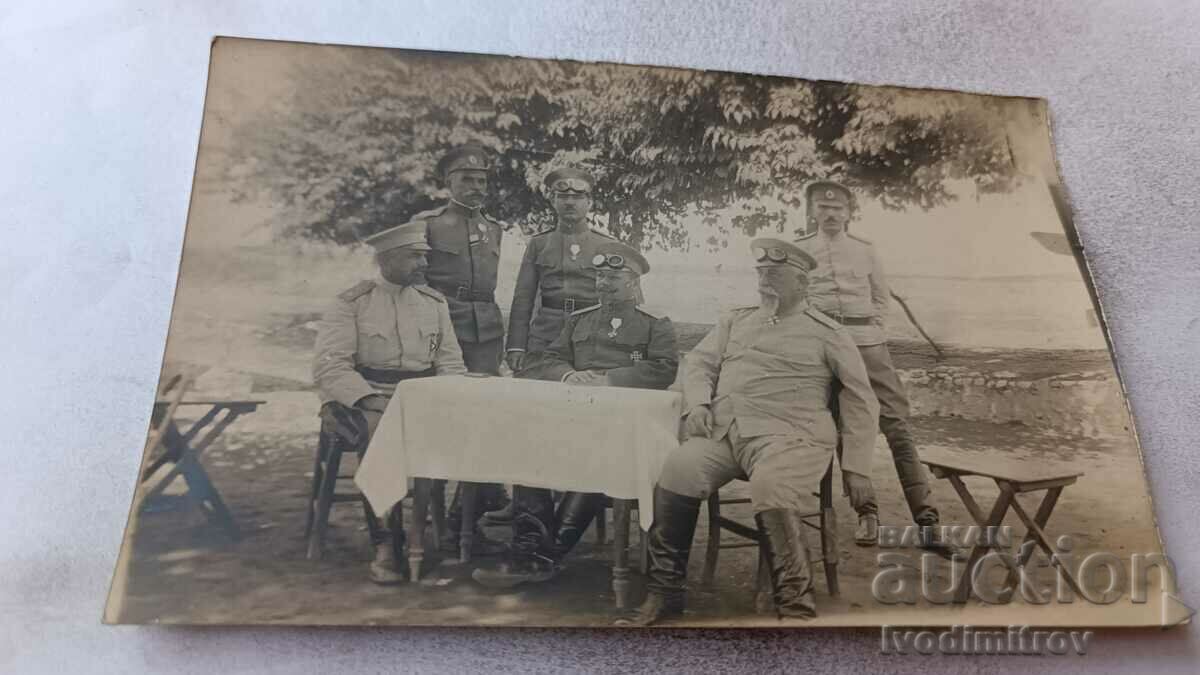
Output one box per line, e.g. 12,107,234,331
356,376,683,530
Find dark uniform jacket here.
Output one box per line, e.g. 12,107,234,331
526,302,679,390
412,202,505,344
505,225,617,353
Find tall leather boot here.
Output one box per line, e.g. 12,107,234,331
552,492,605,559
755,509,817,619
443,482,509,555
614,486,701,626
472,486,559,588
367,506,409,585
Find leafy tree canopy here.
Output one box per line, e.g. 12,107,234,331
221,49,1020,249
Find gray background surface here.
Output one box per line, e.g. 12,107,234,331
1,1,1197,672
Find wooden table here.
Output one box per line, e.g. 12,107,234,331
357,376,681,608
921,449,1085,603
140,398,265,539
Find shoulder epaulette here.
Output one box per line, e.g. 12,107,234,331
729,305,759,317
590,229,619,240
796,230,819,243
847,232,873,245
409,204,448,221
337,280,376,303
636,306,665,320
530,228,554,238
570,304,601,317
805,307,842,330
413,284,447,303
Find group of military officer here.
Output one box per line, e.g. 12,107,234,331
311,144,956,624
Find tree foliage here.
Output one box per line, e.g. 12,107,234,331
221,49,1019,249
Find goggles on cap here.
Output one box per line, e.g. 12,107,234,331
753,246,809,271
592,253,629,270
753,247,792,264
552,178,591,193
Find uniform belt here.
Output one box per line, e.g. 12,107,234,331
826,314,874,326
430,283,494,303
355,365,437,384
541,297,588,312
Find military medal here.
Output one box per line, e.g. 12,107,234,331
630,350,643,362
569,243,581,261
471,221,487,245
608,317,622,338
765,315,780,326
429,332,441,354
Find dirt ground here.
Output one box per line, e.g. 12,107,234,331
110,411,1160,627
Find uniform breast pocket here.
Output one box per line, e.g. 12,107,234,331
358,323,395,360
534,245,561,270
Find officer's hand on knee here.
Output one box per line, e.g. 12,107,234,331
843,471,874,509
506,351,524,373
685,405,714,438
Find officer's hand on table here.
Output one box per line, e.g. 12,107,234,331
506,351,524,373
843,471,874,509
685,405,714,438
564,370,606,386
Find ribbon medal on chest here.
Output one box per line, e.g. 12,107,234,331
569,243,581,261
607,317,622,338
469,221,487,245
428,331,441,355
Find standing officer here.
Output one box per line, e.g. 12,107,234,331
313,221,467,584
410,144,510,545
796,181,953,557
473,241,679,589
505,167,618,373
617,239,879,626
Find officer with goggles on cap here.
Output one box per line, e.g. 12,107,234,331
618,238,878,626
475,241,678,589
505,167,618,374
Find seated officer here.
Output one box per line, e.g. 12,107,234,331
473,241,679,588
618,239,879,626
312,221,468,584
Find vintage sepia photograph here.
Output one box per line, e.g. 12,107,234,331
104,37,1169,628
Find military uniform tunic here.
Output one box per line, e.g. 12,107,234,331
506,226,617,355
657,304,878,513
527,302,679,389
313,278,467,407
798,231,888,346
412,202,506,373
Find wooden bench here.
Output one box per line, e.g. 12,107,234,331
920,449,1085,603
